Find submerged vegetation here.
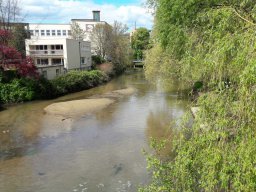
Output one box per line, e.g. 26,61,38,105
142,0,256,191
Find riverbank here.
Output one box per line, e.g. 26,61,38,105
0,70,109,106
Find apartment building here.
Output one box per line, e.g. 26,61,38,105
25,38,91,79
25,11,106,79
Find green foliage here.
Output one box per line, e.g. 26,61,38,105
51,70,108,95
131,27,150,60
0,70,18,83
92,55,105,65
0,70,108,104
142,0,256,191
0,79,36,103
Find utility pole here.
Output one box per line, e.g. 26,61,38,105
79,41,81,70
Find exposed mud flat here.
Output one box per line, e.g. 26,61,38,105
44,87,136,118
44,98,114,118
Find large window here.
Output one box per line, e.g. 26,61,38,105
57,30,61,36
46,30,50,36
42,71,47,78
36,45,47,50
56,69,60,76
52,30,56,36
29,30,34,36
62,30,66,36
51,45,63,50
41,30,45,36
81,57,85,64
52,58,63,65
35,30,39,36
37,58,49,65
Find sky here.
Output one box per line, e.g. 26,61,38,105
20,0,153,31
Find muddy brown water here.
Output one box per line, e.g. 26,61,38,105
0,71,189,192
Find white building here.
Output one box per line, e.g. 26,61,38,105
25,38,91,80
25,11,107,79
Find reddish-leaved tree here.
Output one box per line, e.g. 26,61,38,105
0,29,38,78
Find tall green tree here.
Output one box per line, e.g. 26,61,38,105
131,27,150,60
142,0,256,191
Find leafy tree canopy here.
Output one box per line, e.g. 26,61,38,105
142,0,256,191
131,27,150,60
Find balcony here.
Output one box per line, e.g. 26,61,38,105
29,50,64,56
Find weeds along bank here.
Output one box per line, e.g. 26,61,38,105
0,70,108,104
141,0,256,191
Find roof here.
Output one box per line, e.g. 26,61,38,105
71,19,95,22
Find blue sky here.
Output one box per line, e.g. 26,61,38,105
20,0,153,30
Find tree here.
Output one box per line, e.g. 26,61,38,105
0,0,28,57
70,21,85,40
0,29,38,78
131,27,150,60
141,0,256,191
108,21,132,73
90,23,112,58
9,24,27,56
90,21,132,74
0,0,20,30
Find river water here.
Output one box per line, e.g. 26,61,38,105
0,71,189,192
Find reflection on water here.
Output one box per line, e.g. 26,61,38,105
0,70,189,192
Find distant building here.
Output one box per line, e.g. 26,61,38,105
25,38,91,80
25,11,107,79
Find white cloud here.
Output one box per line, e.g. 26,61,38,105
20,0,153,30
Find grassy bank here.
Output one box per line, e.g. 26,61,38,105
0,70,108,104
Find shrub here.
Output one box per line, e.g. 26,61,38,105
92,55,105,65
51,70,108,96
0,70,108,104
0,79,35,103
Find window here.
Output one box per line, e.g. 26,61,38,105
55,45,63,50
81,57,85,64
42,71,47,78
68,30,71,36
37,58,49,65
57,30,61,36
29,30,34,36
41,30,45,36
36,45,47,50
52,30,56,36
46,30,50,36
62,30,66,36
35,30,39,36
52,58,62,65
56,69,60,76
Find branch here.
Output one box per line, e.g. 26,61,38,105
232,8,256,26
207,4,256,26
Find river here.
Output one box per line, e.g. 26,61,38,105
0,71,189,192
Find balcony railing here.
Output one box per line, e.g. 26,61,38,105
36,63,63,68
29,50,63,56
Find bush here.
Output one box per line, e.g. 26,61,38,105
0,79,35,103
92,55,105,65
0,70,108,104
51,70,108,96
